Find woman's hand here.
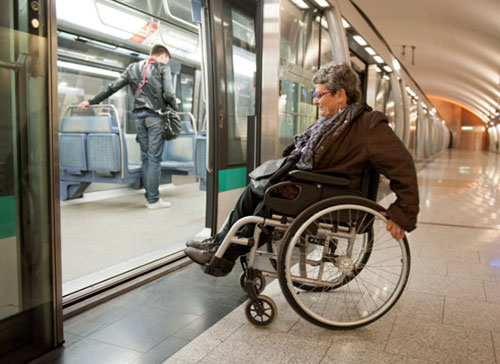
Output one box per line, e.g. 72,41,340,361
386,219,405,240
380,212,405,240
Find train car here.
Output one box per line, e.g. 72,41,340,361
54,0,450,303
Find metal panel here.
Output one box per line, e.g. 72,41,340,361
400,79,411,147
415,101,425,161
389,73,404,140
47,0,64,347
324,1,349,63
260,0,281,162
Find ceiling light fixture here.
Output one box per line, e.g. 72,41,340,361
392,59,401,71
373,55,384,63
353,35,367,46
365,47,376,55
290,0,309,9
313,0,329,7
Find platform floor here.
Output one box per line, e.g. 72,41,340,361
48,150,500,364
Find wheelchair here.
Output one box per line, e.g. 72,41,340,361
202,166,411,330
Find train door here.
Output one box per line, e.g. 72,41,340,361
203,0,259,230
55,0,212,300
0,0,62,362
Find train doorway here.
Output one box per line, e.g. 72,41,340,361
55,0,210,300
55,0,260,303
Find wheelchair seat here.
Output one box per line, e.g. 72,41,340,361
264,164,380,217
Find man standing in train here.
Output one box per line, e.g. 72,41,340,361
78,44,177,209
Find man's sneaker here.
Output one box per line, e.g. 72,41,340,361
186,237,216,250
146,199,171,209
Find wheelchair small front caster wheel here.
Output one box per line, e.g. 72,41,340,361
239,271,266,294
245,295,277,327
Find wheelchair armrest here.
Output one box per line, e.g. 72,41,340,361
288,170,350,187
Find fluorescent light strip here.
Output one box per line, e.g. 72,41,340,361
373,55,384,63
375,66,382,73
365,47,376,55
314,0,329,7
392,59,401,70
353,35,367,46
383,65,393,73
342,18,350,28
57,60,121,78
290,0,309,9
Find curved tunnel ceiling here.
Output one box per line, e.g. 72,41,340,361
353,0,500,122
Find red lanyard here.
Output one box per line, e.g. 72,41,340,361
135,57,157,94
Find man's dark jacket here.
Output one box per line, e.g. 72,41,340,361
88,59,177,111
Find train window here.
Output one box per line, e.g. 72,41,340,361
223,6,257,165
162,0,198,28
373,72,396,130
57,62,133,132
177,72,195,114
115,0,165,18
57,0,154,41
408,98,418,156
350,53,367,102
320,16,333,66
278,0,319,151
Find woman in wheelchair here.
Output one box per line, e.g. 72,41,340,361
185,61,419,279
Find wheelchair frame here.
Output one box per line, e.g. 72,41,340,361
202,168,411,329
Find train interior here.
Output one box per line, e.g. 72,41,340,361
56,0,212,297
54,0,449,302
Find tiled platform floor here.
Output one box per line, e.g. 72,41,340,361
44,266,248,364
45,150,500,364
165,150,500,364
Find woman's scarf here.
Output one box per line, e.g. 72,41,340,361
294,103,363,170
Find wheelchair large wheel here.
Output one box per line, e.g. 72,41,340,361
277,196,410,329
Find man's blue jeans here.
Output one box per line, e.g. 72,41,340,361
134,110,165,203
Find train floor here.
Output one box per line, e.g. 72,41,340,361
47,149,500,364
60,176,207,295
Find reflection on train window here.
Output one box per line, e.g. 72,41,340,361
162,0,197,26
408,98,418,156
57,62,135,133
278,0,322,151
115,0,165,18
320,17,333,66
224,6,256,165
350,53,367,102
374,72,395,129
177,72,194,114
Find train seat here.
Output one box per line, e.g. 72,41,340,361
59,133,87,175
59,113,141,200
87,133,121,176
161,134,195,172
194,133,207,190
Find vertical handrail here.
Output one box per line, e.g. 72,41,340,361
200,5,212,173
176,112,198,134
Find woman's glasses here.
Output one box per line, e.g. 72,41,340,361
312,90,331,100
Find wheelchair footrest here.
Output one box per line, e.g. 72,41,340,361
203,256,235,277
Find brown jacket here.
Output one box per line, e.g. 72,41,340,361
285,104,419,231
